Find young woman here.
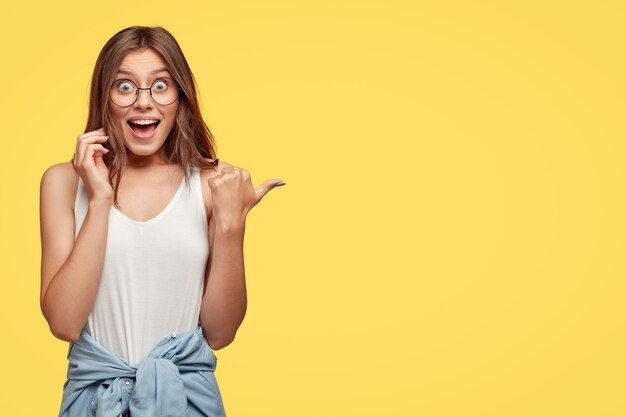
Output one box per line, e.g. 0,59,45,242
39,25,285,417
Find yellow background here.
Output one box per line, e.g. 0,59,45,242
0,1,624,416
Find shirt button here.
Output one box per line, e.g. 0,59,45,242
124,379,131,385
171,332,177,339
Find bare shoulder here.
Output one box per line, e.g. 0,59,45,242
41,161,78,184
40,161,79,210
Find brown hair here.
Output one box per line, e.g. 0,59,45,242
79,25,218,204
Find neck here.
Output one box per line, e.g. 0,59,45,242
125,147,170,169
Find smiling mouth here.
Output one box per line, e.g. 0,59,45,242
127,120,160,137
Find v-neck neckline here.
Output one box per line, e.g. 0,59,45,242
110,167,189,225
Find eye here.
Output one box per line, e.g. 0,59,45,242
115,80,135,92
153,79,169,91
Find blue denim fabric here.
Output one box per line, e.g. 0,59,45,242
57,325,227,417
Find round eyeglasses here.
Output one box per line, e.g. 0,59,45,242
109,77,182,107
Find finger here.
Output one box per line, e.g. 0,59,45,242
79,130,107,140
82,144,109,168
93,144,110,157
254,179,286,201
209,174,223,181
87,143,109,156
77,136,109,159
77,136,108,155
79,135,109,144
77,137,108,166
207,174,223,187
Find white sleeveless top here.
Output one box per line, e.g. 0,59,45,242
74,164,209,365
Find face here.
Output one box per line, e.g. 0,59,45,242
108,48,180,160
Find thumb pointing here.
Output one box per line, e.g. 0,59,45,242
255,179,286,201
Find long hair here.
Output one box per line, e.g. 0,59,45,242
79,25,218,205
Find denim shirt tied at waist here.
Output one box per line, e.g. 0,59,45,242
57,324,227,417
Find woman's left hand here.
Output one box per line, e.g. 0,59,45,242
208,166,285,227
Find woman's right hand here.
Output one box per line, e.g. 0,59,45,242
72,127,113,203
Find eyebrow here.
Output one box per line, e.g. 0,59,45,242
116,67,171,75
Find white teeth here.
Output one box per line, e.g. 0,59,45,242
129,120,159,125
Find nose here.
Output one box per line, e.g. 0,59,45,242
133,88,153,109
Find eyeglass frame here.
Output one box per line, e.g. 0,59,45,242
108,77,183,108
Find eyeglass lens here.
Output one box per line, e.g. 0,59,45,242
110,78,179,107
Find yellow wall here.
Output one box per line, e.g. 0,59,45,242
1,1,624,416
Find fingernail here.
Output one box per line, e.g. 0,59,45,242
277,182,286,186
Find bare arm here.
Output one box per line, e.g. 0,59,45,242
200,212,247,350
40,130,112,342
199,162,284,350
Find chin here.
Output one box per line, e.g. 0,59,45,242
124,139,168,156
